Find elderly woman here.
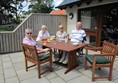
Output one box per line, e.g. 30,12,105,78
36,25,50,41
56,25,67,41
23,28,49,53
56,25,68,64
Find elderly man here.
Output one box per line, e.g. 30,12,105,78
36,25,50,41
70,22,86,44
59,22,86,64
62,22,86,64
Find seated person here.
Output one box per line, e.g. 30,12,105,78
70,21,86,55
56,25,67,41
70,22,86,44
36,25,50,41
56,25,68,64
23,28,49,54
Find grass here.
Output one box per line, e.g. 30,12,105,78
0,26,15,31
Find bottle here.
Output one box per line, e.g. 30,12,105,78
65,34,69,43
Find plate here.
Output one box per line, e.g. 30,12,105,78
72,43,78,46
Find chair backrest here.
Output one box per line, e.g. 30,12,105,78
102,41,117,54
32,35,37,41
21,43,38,62
102,41,117,61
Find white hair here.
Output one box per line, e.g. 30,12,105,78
41,25,47,29
58,25,64,29
25,28,32,33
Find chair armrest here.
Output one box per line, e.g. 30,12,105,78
37,50,46,54
94,53,116,56
85,45,102,51
37,48,51,54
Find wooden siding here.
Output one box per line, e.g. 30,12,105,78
0,13,67,53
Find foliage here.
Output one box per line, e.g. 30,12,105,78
24,0,54,14
0,0,28,24
0,0,54,24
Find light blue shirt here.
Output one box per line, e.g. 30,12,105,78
56,31,67,40
70,28,86,43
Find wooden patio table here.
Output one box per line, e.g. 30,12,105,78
37,40,88,74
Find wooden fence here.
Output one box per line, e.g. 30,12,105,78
0,13,67,53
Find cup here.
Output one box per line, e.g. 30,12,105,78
65,38,68,43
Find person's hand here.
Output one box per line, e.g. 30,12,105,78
43,48,50,52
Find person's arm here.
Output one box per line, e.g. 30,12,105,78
37,48,50,53
36,31,42,41
82,30,87,42
83,36,87,42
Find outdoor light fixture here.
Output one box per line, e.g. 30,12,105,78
69,13,74,19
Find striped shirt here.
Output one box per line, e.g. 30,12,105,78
70,28,86,43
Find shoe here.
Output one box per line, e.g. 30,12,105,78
76,52,79,56
55,57,60,61
62,55,68,64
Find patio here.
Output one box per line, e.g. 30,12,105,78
1,51,118,83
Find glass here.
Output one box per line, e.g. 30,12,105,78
65,38,68,43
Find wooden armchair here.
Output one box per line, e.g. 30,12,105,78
32,35,37,41
85,41,117,81
21,43,52,79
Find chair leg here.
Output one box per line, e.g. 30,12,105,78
49,59,52,72
25,59,28,71
109,67,113,81
92,64,95,81
37,63,41,79
85,57,87,70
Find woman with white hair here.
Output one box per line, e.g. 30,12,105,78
23,28,49,53
36,25,50,41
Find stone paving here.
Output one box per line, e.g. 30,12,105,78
0,51,118,83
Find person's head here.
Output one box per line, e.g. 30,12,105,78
41,25,47,33
25,28,32,38
58,25,64,32
76,22,82,30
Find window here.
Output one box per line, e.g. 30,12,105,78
79,9,98,29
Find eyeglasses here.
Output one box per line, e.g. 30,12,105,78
27,32,32,34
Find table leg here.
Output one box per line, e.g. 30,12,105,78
65,50,78,74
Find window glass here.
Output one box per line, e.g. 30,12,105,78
80,10,97,29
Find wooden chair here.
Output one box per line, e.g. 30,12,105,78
32,35,37,41
85,41,117,81
21,43,52,78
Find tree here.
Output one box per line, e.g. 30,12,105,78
0,0,28,24
26,0,54,14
